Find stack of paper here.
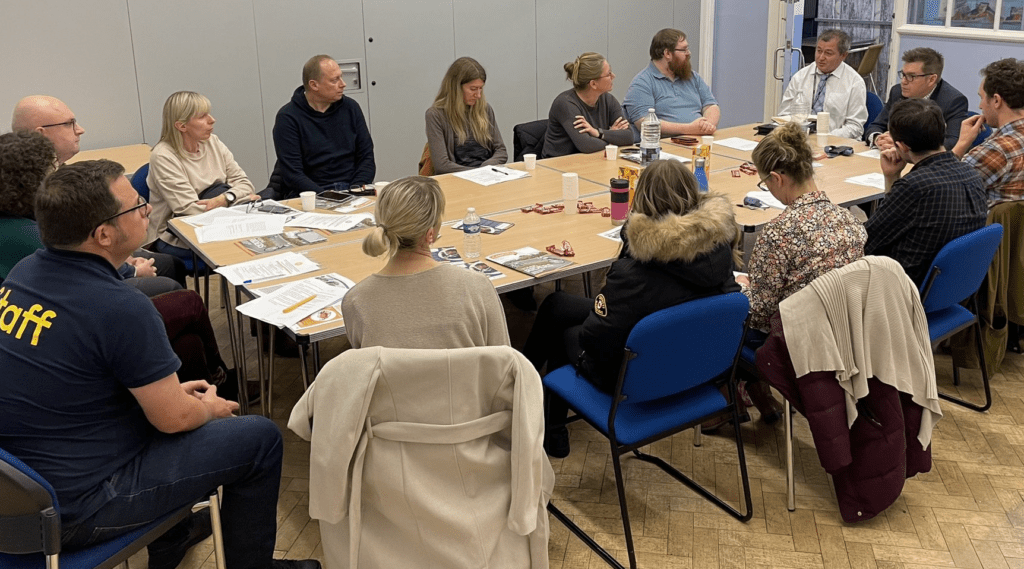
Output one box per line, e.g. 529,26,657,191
286,212,375,232
215,252,320,286
195,216,287,243
453,166,530,186
844,172,886,190
236,273,356,329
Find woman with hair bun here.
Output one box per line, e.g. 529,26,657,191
341,175,509,349
742,122,866,332
542,52,633,158
425,57,507,174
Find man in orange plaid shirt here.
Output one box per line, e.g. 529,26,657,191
953,58,1024,206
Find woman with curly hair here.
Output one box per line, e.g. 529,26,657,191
0,131,57,279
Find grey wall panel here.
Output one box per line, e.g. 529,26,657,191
363,0,455,183
536,0,610,121
675,0,702,74
252,0,367,177
0,0,143,150
453,0,537,158
128,0,269,187
712,0,770,127
608,0,674,104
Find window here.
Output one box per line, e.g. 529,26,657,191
907,0,1024,31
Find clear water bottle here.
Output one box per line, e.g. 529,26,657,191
640,108,661,167
790,91,809,128
463,207,481,259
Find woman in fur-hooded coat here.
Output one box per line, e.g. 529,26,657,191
523,159,741,394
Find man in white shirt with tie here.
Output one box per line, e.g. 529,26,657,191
778,29,868,140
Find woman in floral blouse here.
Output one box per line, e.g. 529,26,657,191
740,122,867,331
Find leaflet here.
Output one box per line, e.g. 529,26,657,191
716,137,759,151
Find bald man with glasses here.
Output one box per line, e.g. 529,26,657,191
11,95,188,293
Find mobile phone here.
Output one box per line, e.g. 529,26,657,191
318,190,356,204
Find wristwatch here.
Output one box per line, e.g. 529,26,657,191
223,191,236,205
597,128,605,140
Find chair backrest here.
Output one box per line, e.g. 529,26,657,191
512,119,547,162
966,111,993,148
920,223,1004,313
857,44,884,76
619,292,749,403
866,91,883,128
0,447,61,556
130,163,150,202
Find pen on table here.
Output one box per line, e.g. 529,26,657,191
491,167,509,176
282,294,317,314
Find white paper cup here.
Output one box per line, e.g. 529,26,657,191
374,181,389,193
300,191,316,211
562,172,579,214
605,145,618,160
816,112,830,134
701,135,714,147
523,153,537,170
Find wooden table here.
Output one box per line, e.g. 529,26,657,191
66,143,151,176
167,133,887,412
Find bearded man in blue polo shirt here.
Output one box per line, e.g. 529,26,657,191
623,28,721,141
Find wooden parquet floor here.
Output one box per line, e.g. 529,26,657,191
134,275,1024,569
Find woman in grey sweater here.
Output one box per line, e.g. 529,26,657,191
542,52,633,158
424,57,507,174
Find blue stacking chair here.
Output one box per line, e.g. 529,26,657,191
544,293,752,569
131,163,212,304
865,92,883,130
0,447,225,569
919,223,1004,412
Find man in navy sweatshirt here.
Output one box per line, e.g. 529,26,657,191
272,54,376,198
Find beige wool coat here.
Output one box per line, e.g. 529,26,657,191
288,346,554,569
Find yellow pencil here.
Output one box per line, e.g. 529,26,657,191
282,294,317,314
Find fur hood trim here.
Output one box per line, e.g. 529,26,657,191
625,193,738,264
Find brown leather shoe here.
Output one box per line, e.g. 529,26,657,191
743,380,783,424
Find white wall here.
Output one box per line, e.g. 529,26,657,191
0,0,703,186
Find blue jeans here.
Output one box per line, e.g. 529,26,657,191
61,416,283,569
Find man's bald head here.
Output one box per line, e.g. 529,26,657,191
11,95,85,165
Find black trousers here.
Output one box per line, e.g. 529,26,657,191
522,291,592,430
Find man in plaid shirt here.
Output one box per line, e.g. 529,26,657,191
865,98,988,286
953,58,1024,206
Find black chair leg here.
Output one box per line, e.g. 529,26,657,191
939,315,993,412
546,503,626,569
610,445,638,569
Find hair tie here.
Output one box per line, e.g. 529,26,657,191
377,224,387,234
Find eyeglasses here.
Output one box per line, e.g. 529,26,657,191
598,71,614,79
39,118,78,130
96,195,149,227
674,48,691,54
824,145,854,158
898,71,935,82
757,176,770,192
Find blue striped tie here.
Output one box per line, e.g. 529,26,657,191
812,73,831,114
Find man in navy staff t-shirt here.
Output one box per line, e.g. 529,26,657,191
0,160,318,569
